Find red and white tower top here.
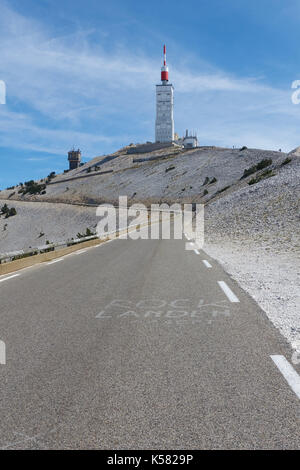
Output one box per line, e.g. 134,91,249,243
161,44,169,83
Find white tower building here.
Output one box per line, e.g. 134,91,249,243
155,45,174,143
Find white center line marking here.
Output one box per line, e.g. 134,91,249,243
194,249,200,255
202,260,212,268
47,259,63,265
271,355,300,400
0,274,20,283
218,281,240,303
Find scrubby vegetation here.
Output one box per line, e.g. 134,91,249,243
241,159,272,179
217,185,231,194
248,169,276,185
11,251,38,261
281,157,292,166
18,180,46,195
165,165,175,172
0,203,17,218
76,228,96,239
46,172,56,183
209,177,217,184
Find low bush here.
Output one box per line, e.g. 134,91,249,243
165,165,175,172
18,181,46,195
77,227,96,238
281,157,292,166
248,169,275,185
241,158,272,179
0,204,17,218
217,185,230,194
46,172,56,183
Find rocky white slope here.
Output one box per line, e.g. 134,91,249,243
204,154,300,348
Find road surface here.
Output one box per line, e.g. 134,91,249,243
0,233,299,449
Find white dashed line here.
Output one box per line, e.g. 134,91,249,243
47,259,63,265
0,274,20,283
202,260,212,268
218,281,240,303
271,355,300,400
75,249,88,255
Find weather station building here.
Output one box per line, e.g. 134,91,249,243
155,45,174,143
68,148,81,170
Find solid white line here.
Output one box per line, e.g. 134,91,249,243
203,260,212,268
0,274,20,283
75,249,88,255
218,281,240,303
47,259,63,265
194,249,200,255
271,355,300,400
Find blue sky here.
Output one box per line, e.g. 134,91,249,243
1,0,300,188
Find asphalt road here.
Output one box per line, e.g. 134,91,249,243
0,232,299,449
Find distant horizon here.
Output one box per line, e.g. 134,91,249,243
1,0,300,188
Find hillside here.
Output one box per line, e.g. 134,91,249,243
0,145,298,254
0,145,292,206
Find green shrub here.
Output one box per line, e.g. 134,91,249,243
256,158,272,171
209,177,217,184
46,172,56,184
12,251,38,261
77,227,96,239
239,146,248,151
203,189,208,196
40,246,55,253
281,157,292,166
85,228,95,237
217,185,230,194
8,207,17,217
19,181,46,195
202,177,210,186
0,204,16,218
165,165,175,172
242,158,272,179
248,169,275,185
0,203,9,215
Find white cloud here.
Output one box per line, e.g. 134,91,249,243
0,0,299,157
